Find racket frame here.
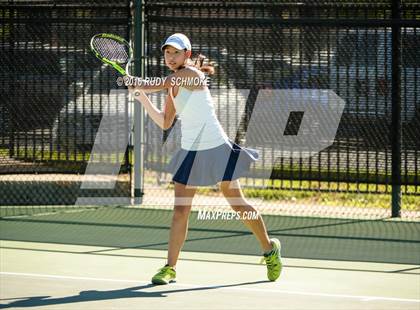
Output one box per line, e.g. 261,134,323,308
90,33,133,75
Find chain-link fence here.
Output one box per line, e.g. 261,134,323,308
0,1,132,205
0,0,419,218
142,0,419,218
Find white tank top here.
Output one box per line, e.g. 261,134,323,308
170,68,229,151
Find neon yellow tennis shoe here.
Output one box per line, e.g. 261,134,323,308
151,265,176,285
260,238,283,281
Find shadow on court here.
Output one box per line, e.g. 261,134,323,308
0,280,268,309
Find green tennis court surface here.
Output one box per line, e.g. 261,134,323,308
0,207,419,309
0,207,419,264
1,241,419,310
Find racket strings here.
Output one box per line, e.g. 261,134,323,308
93,37,129,63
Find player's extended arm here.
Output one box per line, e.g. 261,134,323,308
129,87,176,130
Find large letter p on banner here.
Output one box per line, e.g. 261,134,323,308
245,89,345,158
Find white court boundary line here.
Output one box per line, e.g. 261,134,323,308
1,272,419,304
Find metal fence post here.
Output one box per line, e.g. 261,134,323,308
133,0,144,204
391,0,402,217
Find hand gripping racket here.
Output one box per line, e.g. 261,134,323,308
90,33,133,76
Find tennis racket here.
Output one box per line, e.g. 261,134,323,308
90,33,132,76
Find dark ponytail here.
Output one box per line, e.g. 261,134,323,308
186,53,215,75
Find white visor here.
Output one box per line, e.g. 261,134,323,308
161,33,191,51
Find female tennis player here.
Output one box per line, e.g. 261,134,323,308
128,33,282,285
